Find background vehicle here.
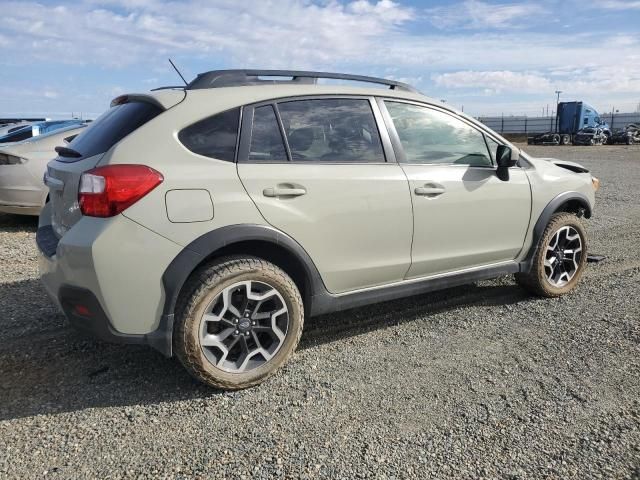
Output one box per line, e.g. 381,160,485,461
608,123,640,145
37,70,598,389
573,127,608,146
0,120,85,144
528,101,610,145
0,121,33,137
0,124,86,215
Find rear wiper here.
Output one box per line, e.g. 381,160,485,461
55,145,82,158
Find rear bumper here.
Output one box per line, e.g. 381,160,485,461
37,204,182,356
0,203,41,216
59,285,144,344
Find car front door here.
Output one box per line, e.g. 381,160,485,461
237,97,413,294
379,99,531,279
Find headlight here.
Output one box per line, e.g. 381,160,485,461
592,176,600,191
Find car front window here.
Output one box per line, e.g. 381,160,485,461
385,101,493,167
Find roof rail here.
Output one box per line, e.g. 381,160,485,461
185,69,419,93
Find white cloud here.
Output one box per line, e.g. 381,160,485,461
0,0,639,116
432,70,552,93
426,0,546,30
0,0,415,68
600,0,640,9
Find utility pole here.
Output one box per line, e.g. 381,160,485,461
555,90,562,133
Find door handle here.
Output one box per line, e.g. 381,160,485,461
415,184,445,197
263,186,307,198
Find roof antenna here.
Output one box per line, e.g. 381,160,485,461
168,58,188,86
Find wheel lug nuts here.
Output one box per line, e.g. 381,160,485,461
244,332,250,336
251,321,256,326
234,319,238,324
234,330,239,335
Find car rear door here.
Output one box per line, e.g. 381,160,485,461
379,99,531,279
236,96,413,294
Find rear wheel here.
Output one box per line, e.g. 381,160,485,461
174,257,304,389
516,213,587,297
560,134,570,145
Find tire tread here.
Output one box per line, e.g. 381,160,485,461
515,212,587,298
173,256,304,390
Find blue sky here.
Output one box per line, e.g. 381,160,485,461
1,0,639,119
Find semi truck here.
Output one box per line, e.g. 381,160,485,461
528,101,610,145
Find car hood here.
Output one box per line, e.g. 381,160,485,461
534,157,590,173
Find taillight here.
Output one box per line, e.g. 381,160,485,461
79,164,163,217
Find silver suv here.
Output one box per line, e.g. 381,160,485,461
38,70,599,389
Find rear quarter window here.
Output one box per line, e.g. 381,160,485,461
178,108,240,162
61,101,163,162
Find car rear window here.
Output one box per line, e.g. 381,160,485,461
249,105,287,162
0,127,33,143
178,108,240,162
60,101,162,162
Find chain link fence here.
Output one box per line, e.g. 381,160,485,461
477,112,640,134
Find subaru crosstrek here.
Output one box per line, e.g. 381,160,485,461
37,70,599,389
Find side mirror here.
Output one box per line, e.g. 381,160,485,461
496,145,519,181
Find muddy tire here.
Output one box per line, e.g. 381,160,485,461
515,213,588,297
174,256,304,390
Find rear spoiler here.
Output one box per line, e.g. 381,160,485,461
110,91,186,110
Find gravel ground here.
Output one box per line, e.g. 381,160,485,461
1,144,639,479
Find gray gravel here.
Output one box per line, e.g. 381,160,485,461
1,144,639,479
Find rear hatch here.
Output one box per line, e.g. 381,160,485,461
45,98,165,238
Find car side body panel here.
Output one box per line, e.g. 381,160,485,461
402,164,531,278
516,156,595,265
238,162,414,293
36,81,598,359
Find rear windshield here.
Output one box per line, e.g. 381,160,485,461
60,101,162,162
0,127,33,143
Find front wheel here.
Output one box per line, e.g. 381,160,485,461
516,213,588,297
174,257,304,389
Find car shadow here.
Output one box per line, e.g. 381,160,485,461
300,280,528,350
0,273,530,421
0,213,38,233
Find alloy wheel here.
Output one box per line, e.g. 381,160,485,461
199,280,289,373
544,226,583,287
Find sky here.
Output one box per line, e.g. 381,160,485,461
1,0,639,119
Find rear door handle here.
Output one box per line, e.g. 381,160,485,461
415,183,445,197
263,186,307,198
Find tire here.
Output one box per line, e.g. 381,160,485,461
174,256,304,389
552,134,560,145
515,213,588,297
560,134,570,145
